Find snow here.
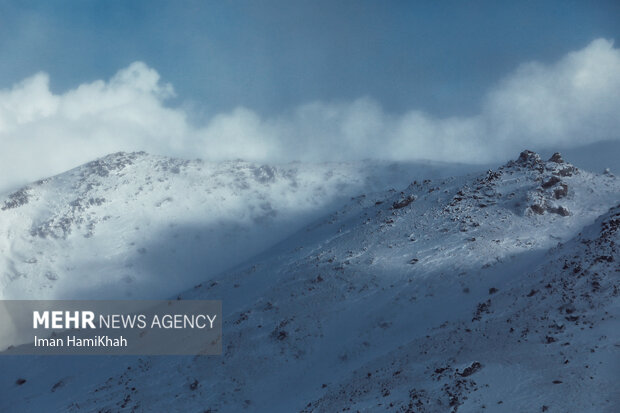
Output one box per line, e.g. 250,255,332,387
0,150,618,412
0,152,478,300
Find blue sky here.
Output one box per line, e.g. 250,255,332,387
0,1,620,191
1,0,619,116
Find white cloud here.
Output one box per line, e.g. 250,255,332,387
1,39,619,193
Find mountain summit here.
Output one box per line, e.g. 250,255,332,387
0,152,466,300
1,150,618,412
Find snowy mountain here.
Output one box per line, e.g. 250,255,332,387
0,150,618,412
0,152,475,300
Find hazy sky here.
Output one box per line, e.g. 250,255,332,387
0,1,619,192
2,1,619,116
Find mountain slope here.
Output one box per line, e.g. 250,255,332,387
0,152,473,300
0,151,618,412
304,202,620,412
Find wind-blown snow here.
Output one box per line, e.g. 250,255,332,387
0,150,618,412
0,152,477,300
1,39,620,193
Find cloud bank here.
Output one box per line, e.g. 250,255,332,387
1,38,619,192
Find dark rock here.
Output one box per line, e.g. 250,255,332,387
548,153,564,163
548,206,570,216
484,169,502,182
51,380,64,392
472,300,491,321
517,150,542,165
392,195,416,209
595,255,614,263
2,188,30,210
530,204,545,215
557,166,576,177
85,152,136,177
553,184,568,199
542,176,561,189
459,361,482,377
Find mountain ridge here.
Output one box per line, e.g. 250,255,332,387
0,151,482,300
0,150,618,412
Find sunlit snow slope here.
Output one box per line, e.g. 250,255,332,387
0,150,618,412
0,152,473,300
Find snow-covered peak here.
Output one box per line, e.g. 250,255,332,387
0,150,618,412
0,152,477,300
291,149,618,279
